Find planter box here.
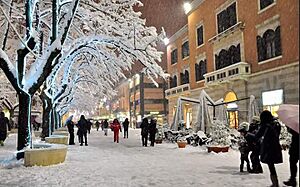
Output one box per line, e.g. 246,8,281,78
207,146,229,153
52,131,69,137
155,139,163,144
45,135,68,145
24,143,67,167
177,142,187,148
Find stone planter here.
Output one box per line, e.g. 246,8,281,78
24,143,67,167
207,146,229,153
52,131,69,137
45,135,68,145
177,141,187,148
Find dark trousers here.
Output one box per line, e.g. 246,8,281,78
290,155,299,179
79,133,88,145
124,130,128,138
250,149,263,172
69,132,75,145
240,152,250,171
142,135,148,146
149,133,155,146
268,164,277,176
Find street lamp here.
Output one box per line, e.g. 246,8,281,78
183,2,192,14
163,37,169,45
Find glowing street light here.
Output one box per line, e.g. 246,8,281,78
163,37,169,45
183,2,192,14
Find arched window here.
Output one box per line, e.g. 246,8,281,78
257,26,281,62
215,44,241,70
185,70,190,84
199,60,207,81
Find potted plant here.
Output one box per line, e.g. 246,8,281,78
155,126,163,144
176,137,187,148
207,120,231,153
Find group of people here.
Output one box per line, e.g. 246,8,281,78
140,117,157,147
66,115,92,146
237,110,299,187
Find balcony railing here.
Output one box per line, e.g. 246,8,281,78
204,62,251,86
165,84,190,97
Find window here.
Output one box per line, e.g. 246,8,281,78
169,75,177,88
257,26,281,62
197,26,204,46
215,44,241,70
180,70,189,85
195,60,207,81
262,89,283,117
182,41,190,59
260,0,274,10
217,2,237,33
171,49,178,65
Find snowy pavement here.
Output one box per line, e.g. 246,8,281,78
0,129,294,187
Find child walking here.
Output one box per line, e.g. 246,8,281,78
238,122,251,172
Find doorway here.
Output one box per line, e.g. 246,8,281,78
224,92,239,129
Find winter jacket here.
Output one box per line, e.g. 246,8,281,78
112,122,121,132
289,129,299,160
123,121,129,131
67,121,74,133
0,116,9,141
140,121,149,136
255,120,282,164
77,119,88,134
103,121,109,129
148,122,157,136
238,136,250,155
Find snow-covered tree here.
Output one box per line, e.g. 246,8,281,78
0,0,166,153
208,120,231,147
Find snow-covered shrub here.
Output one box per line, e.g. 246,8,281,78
279,122,292,150
176,136,187,143
208,120,231,146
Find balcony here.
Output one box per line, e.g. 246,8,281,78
204,62,251,86
165,84,190,97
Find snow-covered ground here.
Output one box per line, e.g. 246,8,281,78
0,129,294,187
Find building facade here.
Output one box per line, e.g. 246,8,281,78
166,0,299,129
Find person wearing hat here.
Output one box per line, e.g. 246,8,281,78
247,116,263,174
238,122,251,172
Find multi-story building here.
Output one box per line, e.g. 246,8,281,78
166,0,299,129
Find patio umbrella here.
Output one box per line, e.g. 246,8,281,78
277,104,299,133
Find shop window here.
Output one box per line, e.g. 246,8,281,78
197,25,204,46
262,89,283,117
217,2,237,33
257,26,281,62
215,44,241,70
171,49,178,65
260,0,274,10
182,41,190,59
195,59,207,81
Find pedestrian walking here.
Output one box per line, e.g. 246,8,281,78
77,115,89,146
103,119,109,136
247,116,263,173
149,119,157,147
123,118,129,138
0,112,10,146
237,122,251,172
140,118,149,147
112,119,121,143
87,120,92,134
255,110,282,187
283,127,299,187
95,121,100,131
66,115,75,145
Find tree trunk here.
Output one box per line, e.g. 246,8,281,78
40,94,52,140
17,91,32,151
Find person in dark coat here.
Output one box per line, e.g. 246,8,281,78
238,122,251,172
247,116,263,173
77,115,88,146
87,120,92,134
95,121,100,131
140,118,149,147
283,127,299,187
0,112,10,146
122,118,129,138
103,119,109,136
255,110,282,187
148,119,157,147
66,116,75,145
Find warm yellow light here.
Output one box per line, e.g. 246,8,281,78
183,2,192,14
163,37,169,45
